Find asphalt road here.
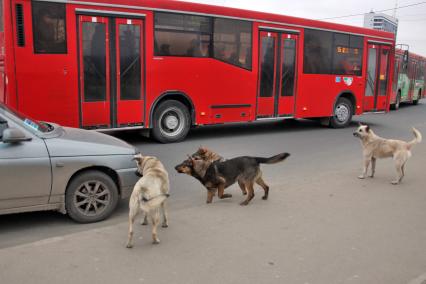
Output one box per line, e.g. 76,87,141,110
1,102,426,284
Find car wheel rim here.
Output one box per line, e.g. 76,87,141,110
335,104,349,123
159,107,185,138
73,180,111,217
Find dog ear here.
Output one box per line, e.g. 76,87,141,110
365,125,370,132
132,154,143,162
198,146,207,154
358,122,364,126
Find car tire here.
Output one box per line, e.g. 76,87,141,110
65,171,119,223
329,97,353,128
151,100,191,143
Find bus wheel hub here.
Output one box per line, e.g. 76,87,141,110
336,105,349,122
165,115,179,130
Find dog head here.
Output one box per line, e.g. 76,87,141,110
175,156,195,175
191,146,224,163
353,123,371,139
175,155,211,182
133,153,157,176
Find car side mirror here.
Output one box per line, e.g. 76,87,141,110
2,128,32,143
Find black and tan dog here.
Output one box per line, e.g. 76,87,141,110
176,151,290,205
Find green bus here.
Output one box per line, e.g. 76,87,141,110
391,47,425,110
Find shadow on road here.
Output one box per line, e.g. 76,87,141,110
0,199,129,249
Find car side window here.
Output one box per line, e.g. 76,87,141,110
0,117,8,140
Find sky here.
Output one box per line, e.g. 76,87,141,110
179,0,426,56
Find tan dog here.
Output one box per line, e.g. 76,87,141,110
126,154,169,248
353,124,422,184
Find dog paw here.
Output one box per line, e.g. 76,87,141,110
141,221,148,226
391,180,399,185
162,224,169,228
221,194,232,199
262,196,268,200
126,243,133,249
152,240,160,245
240,201,249,206
358,175,366,179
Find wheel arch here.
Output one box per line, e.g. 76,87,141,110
65,166,121,198
149,91,195,128
334,91,356,114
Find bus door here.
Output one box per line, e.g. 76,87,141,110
257,31,298,118
78,16,144,129
363,44,391,112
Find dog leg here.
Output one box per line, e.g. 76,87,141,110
126,203,139,248
256,176,270,200
140,213,148,226
151,210,161,244
369,157,376,178
240,182,255,206
392,161,404,185
218,185,232,199
238,180,247,195
358,158,370,179
206,189,216,203
161,200,169,228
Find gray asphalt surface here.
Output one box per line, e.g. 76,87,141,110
1,102,425,284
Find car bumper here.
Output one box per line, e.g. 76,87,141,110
116,167,139,198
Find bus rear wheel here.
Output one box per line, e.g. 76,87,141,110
329,97,353,128
151,100,191,143
413,90,421,105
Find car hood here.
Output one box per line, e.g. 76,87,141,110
44,126,137,157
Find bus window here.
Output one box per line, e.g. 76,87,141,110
0,1,3,32
154,12,211,57
304,29,333,74
32,2,67,53
213,18,252,69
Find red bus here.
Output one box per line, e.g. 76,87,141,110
390,46,425,110
0,0,395,142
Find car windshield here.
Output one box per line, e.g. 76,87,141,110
0,103,51,133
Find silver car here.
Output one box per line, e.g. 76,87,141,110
0,103,138,223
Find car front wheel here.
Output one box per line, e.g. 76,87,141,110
65,171,119,223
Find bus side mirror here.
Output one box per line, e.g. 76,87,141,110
2,128,32,143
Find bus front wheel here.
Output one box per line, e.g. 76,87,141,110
151,100,191,143
329,97,353,128
391,92,401,110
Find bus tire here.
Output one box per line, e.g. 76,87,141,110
392,92,401,110
151,100,191,143
413,90,421,105
329,97,353,128
65,170,119,223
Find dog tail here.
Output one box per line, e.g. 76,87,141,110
255,153,290,164
407,127,422,149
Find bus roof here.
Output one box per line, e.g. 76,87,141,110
61,0,395,41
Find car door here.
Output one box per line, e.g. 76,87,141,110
0,115,52,210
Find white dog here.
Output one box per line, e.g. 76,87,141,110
126,154,170,248
353,124,422,184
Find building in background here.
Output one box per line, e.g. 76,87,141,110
364,11,398,34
